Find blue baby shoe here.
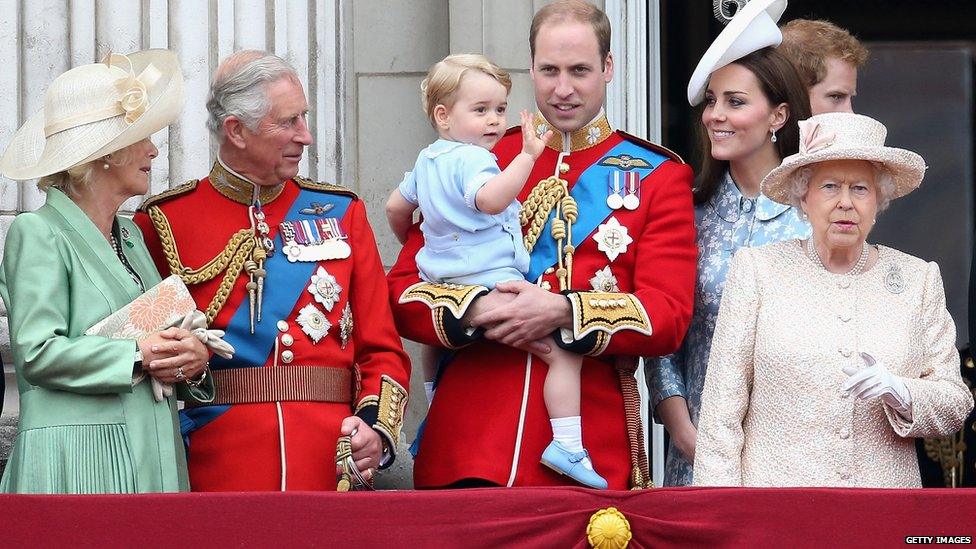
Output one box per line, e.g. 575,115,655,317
540,440,609,490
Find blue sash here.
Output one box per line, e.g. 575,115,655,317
525,140,668,282
180,189,353,438
210,190,353,370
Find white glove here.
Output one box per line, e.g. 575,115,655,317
841,352,913,420
179,310,235,360
149,310,236,402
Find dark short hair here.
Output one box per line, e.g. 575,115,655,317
693,47,813,205
530,0,611,67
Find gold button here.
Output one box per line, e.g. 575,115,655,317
281,350,294,364
545,267,555,275
559,162,570,174
281,334,294,347
277,320,289,332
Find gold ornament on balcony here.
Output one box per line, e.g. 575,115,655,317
587,507,632,549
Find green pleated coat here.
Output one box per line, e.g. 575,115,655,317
0,188,212,494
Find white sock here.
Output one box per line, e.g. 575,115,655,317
550,416,593,470
424,381,435,404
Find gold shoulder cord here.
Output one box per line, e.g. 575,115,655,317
148,205,256,323
520,169,578,291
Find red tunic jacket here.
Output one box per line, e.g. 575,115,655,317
135,162,410,491
389,114,696,489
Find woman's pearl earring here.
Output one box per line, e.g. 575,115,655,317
102,162,110,170
770,129,777,143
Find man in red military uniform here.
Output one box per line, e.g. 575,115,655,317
135,50,410,491
389,0,696,489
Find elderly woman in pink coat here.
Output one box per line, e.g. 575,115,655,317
694,112,974,487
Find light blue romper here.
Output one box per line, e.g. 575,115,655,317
399,139,529,287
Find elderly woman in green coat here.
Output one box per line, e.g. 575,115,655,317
0,49,214,493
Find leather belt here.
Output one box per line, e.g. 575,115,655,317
191,366,353,406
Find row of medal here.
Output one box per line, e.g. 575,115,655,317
276,212,354,349
607,170,641,211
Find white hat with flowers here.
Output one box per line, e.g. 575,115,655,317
1,49,183,181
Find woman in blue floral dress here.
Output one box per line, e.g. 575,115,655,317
647,8,812,486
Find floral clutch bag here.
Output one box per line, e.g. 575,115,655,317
85,275,196,339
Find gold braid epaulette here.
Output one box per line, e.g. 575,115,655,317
294,175,359,199
520,175,578,290
147,205,256,323
520,176,565,253
138,179,200,212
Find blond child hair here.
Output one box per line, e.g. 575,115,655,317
420,54,512,130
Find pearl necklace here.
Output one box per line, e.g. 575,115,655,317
805,239,869,276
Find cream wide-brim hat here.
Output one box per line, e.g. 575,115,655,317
1,49,184,181
686,0,788,106
762,112,927,205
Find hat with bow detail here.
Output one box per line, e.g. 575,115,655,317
1,48,183,180
761,112,927,205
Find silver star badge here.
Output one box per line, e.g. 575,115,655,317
589,266,620,292
586,125,601,145
339,303,354,350
308,266,342,311
593,217,633,262
297,303,331,344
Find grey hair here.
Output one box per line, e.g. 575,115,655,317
788,161,897,220
206,50,300,144
36,144,138,197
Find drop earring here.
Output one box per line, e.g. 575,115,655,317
102,162,110,170
770,129,777,143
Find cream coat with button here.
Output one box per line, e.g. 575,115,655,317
694,240,973,487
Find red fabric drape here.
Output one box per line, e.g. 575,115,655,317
0,487,972,548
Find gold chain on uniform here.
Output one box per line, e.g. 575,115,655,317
520,175,578,291
148,205,258,323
